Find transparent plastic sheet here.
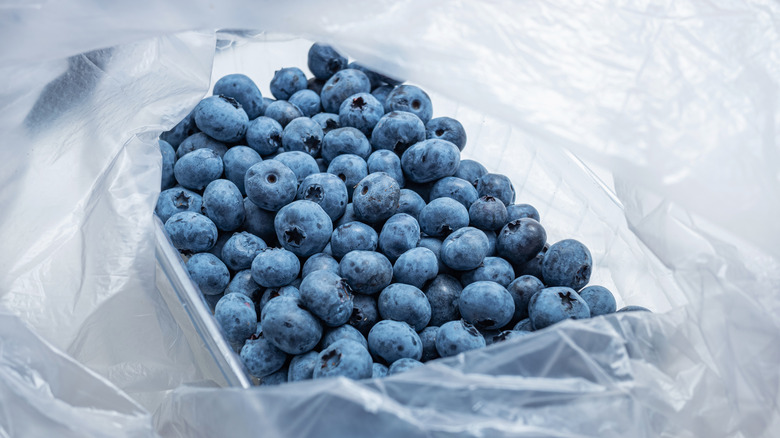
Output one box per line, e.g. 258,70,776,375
0,1,778,437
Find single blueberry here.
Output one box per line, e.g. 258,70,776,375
513,318,534,332
264,100,304,128
458,281,515,330
313,339,373,380
419,326,440,362
160,110,198,150
352,172,401,224
244,160,298,211
274,200,333,257
307,77,326,95
476,173,516,206
302,253,340,278
251,247,300,288
541,239,593,290
214,293,257,347
282,117,324,157
207,232,232,259
484,230,498,257
299,270,354,327
397,189,425,221
528,287,590,330
339,92,384,136
461,257,515,288
435,320,486,358
401,139,461,184
440,227,489,271
506,203,541,223
384,85,433,124
312,112,340,135
321,127,371,162
367,150,405,187
222,146,262,196
418,237,452,277
174,148,223,191
327,154,368,200
393,247,438,289
401,180,435,203
270,67,307,100
245,117,284,156
320,69,371,113
186,253,230,296
316,157,328,173
240,331,287,378
334,203,358,228
378,283,431,332
330,222,379,259
430,177,478,210
418,197,469,238
367,320,423,364
241,197,277,243
202,179,246,232
261,295,322,354
426,117,467,151
274,151,319,184
193,95,249,143
370,111,426,156
288,351,319,382
164,211,218,253
578,285,617,316
372,362,389,378
348,62,401,89
259,286,301,315
214,74,264,120
349,294,379,336
155,187,203,223
516,243,549,281
469,196,508,231
159,140,176,190
221,231,267,271
308,43,348,80
339,250,393,295
320,324,368,350
296,172,348,221
225,269,262,300
388,358,424,375
288,89,322,117
204,292,223,313
454,159,488,188
378,213,421,262
371,85,395,108
496,218,547,265
506,275,544,325
259,366,288,386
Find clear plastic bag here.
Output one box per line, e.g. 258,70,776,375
1,1,779,436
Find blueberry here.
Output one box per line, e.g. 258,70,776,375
330,222,379,259
378,213,421,262
506,203,540,223
476,173,515,206
454,159,488,188
316,158,328,173
426,117,467,151
320,324,368,350
367,150,405,187
159,140,176,190
430,177,478,210
259,286,301,314
174,148,223,191
225,269,262,299
469,196,508,231
193,95,248,143
349,294,379,335
203,292,223,313
261,295,322,354
311,112,340,135
353,172,401,224
321,127,371,162
296,172,348,221
246,117,284,156
384,85,433,124
334,203,358,228
378,283,432,332
302,253,340,278
506,275,544,324
372,362,389,378
299,270,354,327
401,139,461,184
244,160,298,211
397,189,425,221
541,239,593,290
155,188,203,223
339,93,384,136
320,69,371,113
222,146,262,196
528,287,590,330
160,110,198,149
347,62,399,89
418,326,439,362
274,200,333,257
371,85,395,107
458,281,514,330
202,179,246,232
461,257,515,288
327,154,368,200
418,197,469,238
282,117,324,157
164,211,218,253
186,252,230,296
240,331,287,378
207,232,232,259
440,227,489,271
370,111,426,155
388,358,424,375
496,218,547,265
270,67,307,100
274,151,320,184
288,89,321,117
516,243,549,281
339,250,393,295
264,100,304,128
288,351,319,382
418,237,451,276
435,320,485,358
513,318,533,332
484,230,498,256
313,339,373,380
401,180,435,203
308,43,348,80
617,305,651,313
577,285,617,316
307,77,326,95
251,247,300,287
221,231,267,271
213,74,264,119
241,197,277,243
367,320,423,363
215,293,257,346
393,247,438,289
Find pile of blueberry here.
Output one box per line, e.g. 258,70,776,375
156,43,649,385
